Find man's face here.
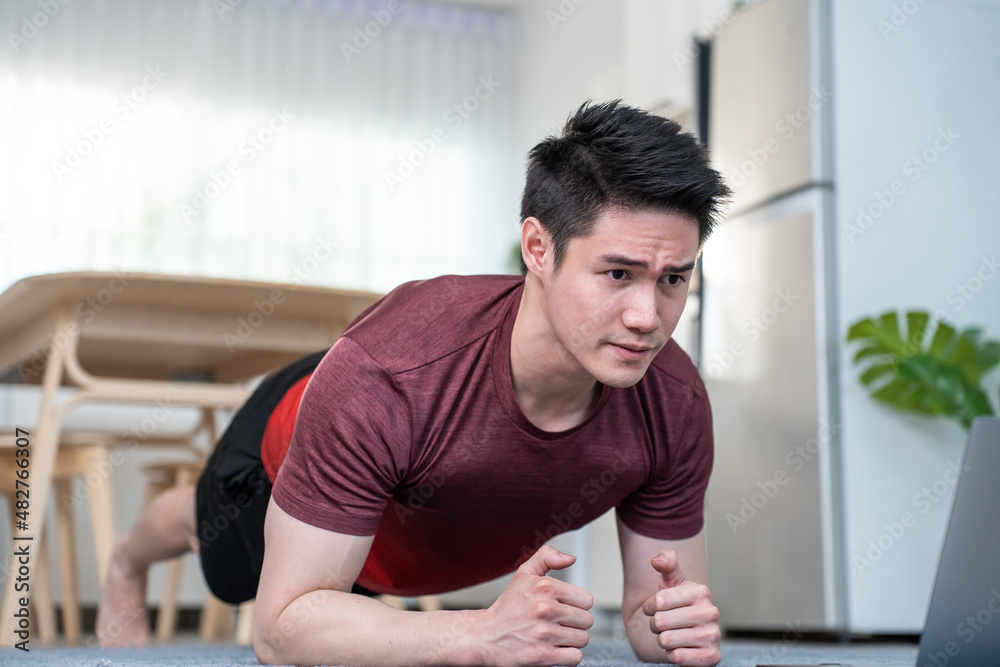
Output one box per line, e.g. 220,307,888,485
543,208,701,388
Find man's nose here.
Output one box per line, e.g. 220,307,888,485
621,287,658,332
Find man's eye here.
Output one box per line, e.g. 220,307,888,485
607,269,627,280
664,275,683,286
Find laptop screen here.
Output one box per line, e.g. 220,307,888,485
917,417,1000,665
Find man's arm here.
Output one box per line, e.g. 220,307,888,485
616,516,721,666
252,498,595,667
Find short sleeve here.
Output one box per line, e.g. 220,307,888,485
615,381,714,540
271,336,411,536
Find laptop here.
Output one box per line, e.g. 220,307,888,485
759,416,1000,667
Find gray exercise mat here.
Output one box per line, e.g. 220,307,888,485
0,638,920,666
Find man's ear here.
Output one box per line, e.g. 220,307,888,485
521,216,550,277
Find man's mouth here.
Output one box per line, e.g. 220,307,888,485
609,342,652,360
615,343,652,352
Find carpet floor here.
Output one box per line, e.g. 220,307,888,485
0,638,919,666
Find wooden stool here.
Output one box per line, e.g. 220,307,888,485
0,481,58,644
378,595,443,611
199,596,254,645
142,460,203,643
0,408,219,644
0,431,119,645
137,404,261,645
142,459,255,645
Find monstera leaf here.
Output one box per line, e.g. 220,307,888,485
846,310,1000,430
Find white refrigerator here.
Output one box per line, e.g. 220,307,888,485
700,0,1000,635
698,0,846,632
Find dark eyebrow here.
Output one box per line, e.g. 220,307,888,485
599,254,696,274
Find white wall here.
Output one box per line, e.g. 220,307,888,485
511,0,731,164
832,0,1000,632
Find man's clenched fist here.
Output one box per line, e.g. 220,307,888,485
478,545,595,667
641,550,721,666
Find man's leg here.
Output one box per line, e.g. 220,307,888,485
96,485,199,646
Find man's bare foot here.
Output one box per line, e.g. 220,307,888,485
96,540,151,646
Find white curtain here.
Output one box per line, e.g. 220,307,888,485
0,0,517,294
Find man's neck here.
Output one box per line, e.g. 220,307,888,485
509,276,602,432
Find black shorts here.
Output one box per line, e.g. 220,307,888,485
194,349,379,604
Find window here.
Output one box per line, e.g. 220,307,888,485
0,0,516,294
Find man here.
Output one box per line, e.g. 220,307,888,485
99,99,730,667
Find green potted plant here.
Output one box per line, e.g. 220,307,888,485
846,310,1000,431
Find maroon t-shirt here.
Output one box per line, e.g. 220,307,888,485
271,274,713,596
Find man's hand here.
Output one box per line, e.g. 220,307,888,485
478,545,595,667
641,549,721,667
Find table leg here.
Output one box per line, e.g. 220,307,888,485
84,447,117,588
29,528,56,644
199,594,232,642
53,478,82,645
155,465,196,643
0,313,70,646
235,600,254,645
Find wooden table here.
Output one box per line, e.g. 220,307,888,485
0,271,381,645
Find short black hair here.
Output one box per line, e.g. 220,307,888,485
518,99,731,274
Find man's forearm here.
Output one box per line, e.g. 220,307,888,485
255,589,485,667
622,603,670,663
